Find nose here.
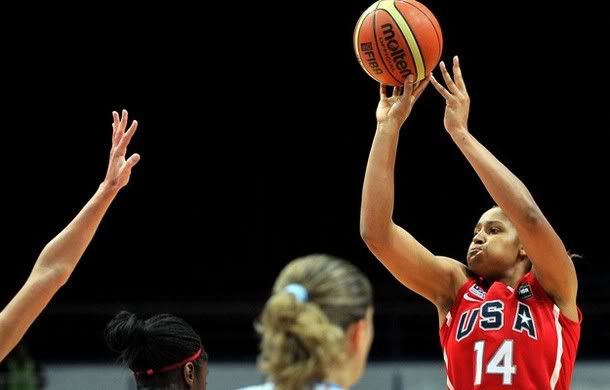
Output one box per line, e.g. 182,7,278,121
473,231,485,245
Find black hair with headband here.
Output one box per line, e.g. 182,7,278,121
105,311,207,389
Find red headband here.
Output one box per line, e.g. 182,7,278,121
134,347,204,376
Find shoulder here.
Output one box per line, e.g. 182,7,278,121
436,256,474,305
436,257,479,323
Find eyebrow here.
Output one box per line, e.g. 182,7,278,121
474,220,506,228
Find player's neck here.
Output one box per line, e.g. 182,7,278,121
495,269,528,288
322,360,354,389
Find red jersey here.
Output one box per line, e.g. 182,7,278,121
440,272,581,389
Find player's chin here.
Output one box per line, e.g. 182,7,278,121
467,257,485,274
467,253,481,267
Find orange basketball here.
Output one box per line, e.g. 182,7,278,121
354,0,443,86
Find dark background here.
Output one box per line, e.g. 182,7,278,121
1,1,607,364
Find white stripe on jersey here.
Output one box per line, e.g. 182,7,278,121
443,347,455,390
550,305,564,389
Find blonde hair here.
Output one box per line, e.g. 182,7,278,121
256,254,373,390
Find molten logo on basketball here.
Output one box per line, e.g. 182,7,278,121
380,23,412,79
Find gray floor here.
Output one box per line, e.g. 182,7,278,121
42,361,610,389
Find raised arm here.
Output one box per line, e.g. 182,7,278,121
360,76,468,313
430,56,578,321
0,110,140,361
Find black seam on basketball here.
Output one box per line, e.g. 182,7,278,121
354,14,374,78
373,9,404,85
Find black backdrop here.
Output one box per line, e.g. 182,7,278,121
1,1,607,363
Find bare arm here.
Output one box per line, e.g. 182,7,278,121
360,76,468,312
430,57,578,321
0,110,140,361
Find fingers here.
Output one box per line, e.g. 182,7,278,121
116,120,138,153
402,74,415,96
430,74,454,100
125,153,141,170
112,109,130,144
112,111,121,143
393,85,403,97
413,75,431,99
379,83,388,99
117,153,141,181
439,61,460,94
452,56,468,93
119,109,128,133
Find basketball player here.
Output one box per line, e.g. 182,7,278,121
105,311,208,390
239,254,374,390
360,56,580,389
0,110,140,361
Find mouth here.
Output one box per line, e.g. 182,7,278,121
468,247,483,260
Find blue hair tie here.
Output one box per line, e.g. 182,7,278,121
284,283,308,303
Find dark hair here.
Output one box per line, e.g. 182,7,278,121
105,311,206,389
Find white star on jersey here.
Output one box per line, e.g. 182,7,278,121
518,311,532,326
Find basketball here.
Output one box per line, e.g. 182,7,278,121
354,0,443,86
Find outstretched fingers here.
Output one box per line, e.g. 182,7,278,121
439,61,460,95
452,56,468,93
430,74,454,101
116,120,139,155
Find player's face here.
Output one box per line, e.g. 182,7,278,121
467,208,522,280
